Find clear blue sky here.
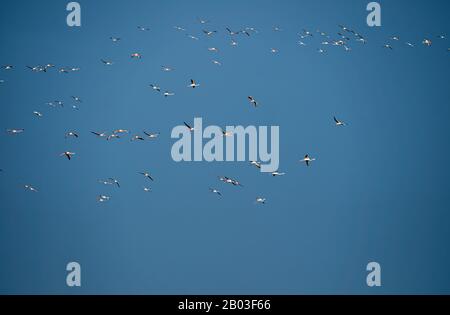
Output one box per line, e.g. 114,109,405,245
0,0,449,294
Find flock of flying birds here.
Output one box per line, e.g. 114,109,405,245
1,17,449,206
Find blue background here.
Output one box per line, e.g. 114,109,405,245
0,0,449,294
